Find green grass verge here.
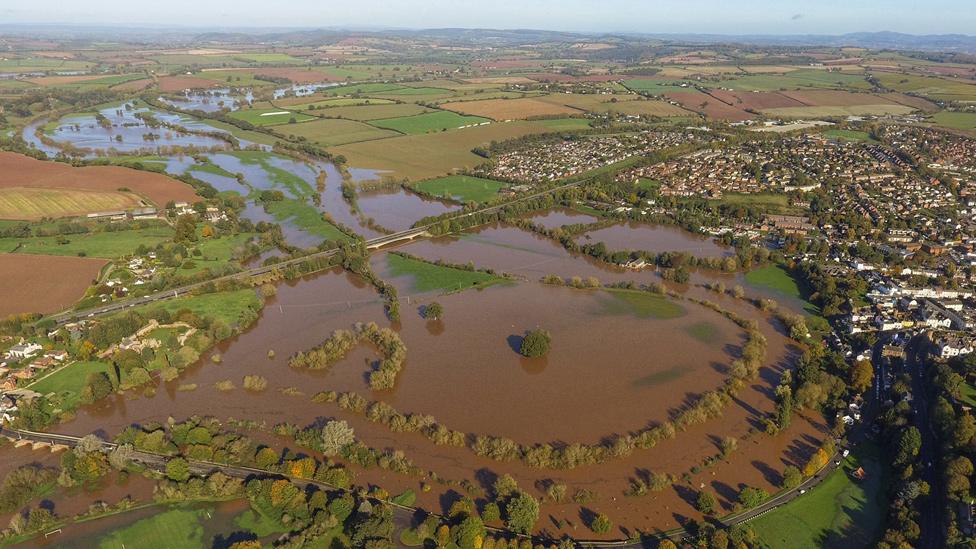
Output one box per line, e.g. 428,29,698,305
413,175,507,203
750,442,886,549
386,253,507,293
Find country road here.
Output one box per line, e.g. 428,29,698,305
2,427,841,548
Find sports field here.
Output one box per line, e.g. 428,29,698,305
414,175,508,203
0,187,142,220
369,111,491,134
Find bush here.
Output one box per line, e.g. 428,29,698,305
519,329,551,358
243,375,268,391
590,513,612,534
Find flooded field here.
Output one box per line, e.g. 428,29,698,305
159,88,253,112
523,206,599,229
356,188,460,232
576,221,733,258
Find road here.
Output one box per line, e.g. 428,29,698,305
905,338,945,549
2,427,841,548
47,177,592,326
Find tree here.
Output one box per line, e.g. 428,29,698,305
454,515,487,549
504,492,539,534
782,465,803,489
658,541,677,549
850,360,874,394
321,420,355,456
696,490,717,515
896,427,922,465
519,329,551,358
590,513,612,534
166,457,191,482
738,486,768,509
425,302,443,320
174,214,198,243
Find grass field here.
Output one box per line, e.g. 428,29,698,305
321,82,405,96
302,103,431,121
745,265,804,299
264,198,349,242
330,120,563,181
385,253,507,293
282,97,395,109
715,70,872,92
227,108,316,126
277,118,398,146
97,507,208,549
930,111,976,131
873,72,976,102
0,187,142,220
750,443,886,549
150,288,262,326
414,175,508,203
369,111,491,134
29,360,115,409
822,129,879,142
622,79,696,94
198,118,281,146
762,104,916,118
439,97,582,120
534,118,593,130
712,192,803,215
960,382,976,408
0,226,174,258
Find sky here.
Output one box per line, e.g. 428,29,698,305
3,0,974,35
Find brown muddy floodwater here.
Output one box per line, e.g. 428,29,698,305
49,226,822,538
356,188,460,232
576,221,733,258
523,207,599,229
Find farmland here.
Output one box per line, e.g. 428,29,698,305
0,152,199,207
0,225,174,258
227,108,316,126
0,187,142,220
413,175,508,203
439,97,582,120
368,111,491,134
275,118,398,146
299,103,430,120
930,111,976,131
0,253,106,316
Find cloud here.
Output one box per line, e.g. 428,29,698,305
791,13,804,20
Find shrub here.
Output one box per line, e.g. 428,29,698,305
243,375,268,391
590,513,612,534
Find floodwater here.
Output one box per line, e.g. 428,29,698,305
158,88,253,113
576,221,733,258
356,188,460,232
273,82,340,99
523,207,599,229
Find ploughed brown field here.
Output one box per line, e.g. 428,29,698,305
111,78,153,92
779,89,903,106
0,152,199,207
156,75,221,92
705,89,807,110
664,91,755,121
0,254,105,316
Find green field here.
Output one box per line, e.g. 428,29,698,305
712,192,802,215
716,70,871,92
746,265,803,299
29,360,115,409
233,53,305,64
822,129,879,142
413,175,508,203
287,98,395,109
278,118,398,146
304,103,432,121
227,108,316,126
623,79,696,94
930,111,976,131
598,288,685,320
750,443,886,549
97,507,208,549
321,82,405,96
377,86,452,96
150,288,262,326
0,226,174,259
385,253,507,293
534,117,593,131
763,104,915,118
369,111,491,134
264,198,349,242
873,72,976,102
181,233,259,274
960,382,976,408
